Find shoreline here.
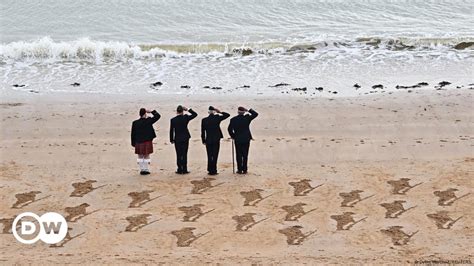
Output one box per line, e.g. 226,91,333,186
1,82,473,102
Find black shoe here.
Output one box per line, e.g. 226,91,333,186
236,170,243,174
208,172,218,176
140,171,148,175
243,171,247,174
182,171,190,174
175,171,183,174
143,171,150,175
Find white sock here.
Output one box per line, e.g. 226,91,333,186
143,159,151,172
137,159,145,171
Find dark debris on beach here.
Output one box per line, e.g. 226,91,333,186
372,84,384,89
203,86,222,90
435,81,451,89
395,82,429,89
269,83,290,88
292,87,307,92
236,85,251,89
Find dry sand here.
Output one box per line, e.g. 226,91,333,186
0,89,473,264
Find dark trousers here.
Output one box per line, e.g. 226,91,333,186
174,140,189,173
235,142,250,172
205,141,220,173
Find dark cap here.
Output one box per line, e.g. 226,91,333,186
238,106,246,112
139,108,146,116
177,105,183,113
208,106,215,111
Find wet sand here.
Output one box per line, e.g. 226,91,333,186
0,89,473,264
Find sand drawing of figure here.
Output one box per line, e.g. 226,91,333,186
434,188,470,206
427,211,463,229
240,189,273,206
330,212,367,230
278,225,316,245
281,202,316,221
124,214,160,232
128,190,162,208
179,204,214,222
380,226,418,245
11,191,48,209
380,200,416,218
387,178,422,195
288,179,322,196
339,190,373,207
0,216,15,234
171,227,209,247
70,180,106,197
64,203,93,222
232,213,268,231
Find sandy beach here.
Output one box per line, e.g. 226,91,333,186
0,88,472,264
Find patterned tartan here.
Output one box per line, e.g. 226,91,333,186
135,141,153,155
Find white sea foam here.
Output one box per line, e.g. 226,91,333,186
1,36,473,63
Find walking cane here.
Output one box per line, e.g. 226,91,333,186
232,139,235,174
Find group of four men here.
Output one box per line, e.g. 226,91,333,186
131,105,258,175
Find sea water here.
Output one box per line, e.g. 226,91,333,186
1,0,472,96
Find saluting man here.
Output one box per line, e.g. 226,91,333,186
170,105,197,174
228,107,258,174
201,106,230,175
131,108,161,175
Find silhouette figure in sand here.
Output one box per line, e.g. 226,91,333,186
70,180,105,197
288,179,321,196
380,226,418,245
12,191,44,208
434,188,470,206
278,225,316,245
232,213,268,231
281,203,316,221
0,216,15,234
128,190,158,208
240,189,272,206
427,211,463,229
179,204,214,222
330,212,367,230
125,214,155,232
64,203,90,222
191,177,221,194
387,178,422,195
380,200,416,218
339,190,373,207
171,227,209,247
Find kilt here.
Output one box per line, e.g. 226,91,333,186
135,141,153,155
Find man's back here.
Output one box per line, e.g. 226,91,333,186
170,109,197,143
228,109,258,143
201,112,230,143
131,110,160,146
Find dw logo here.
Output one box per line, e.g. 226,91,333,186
12,212,68,244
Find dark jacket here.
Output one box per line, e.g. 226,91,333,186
170,109,197,143
227,109,258,144
201,112,230,144
131,110,161,146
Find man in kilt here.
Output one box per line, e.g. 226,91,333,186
131,108,161,175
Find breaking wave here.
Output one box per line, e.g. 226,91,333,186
0,36,473,63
